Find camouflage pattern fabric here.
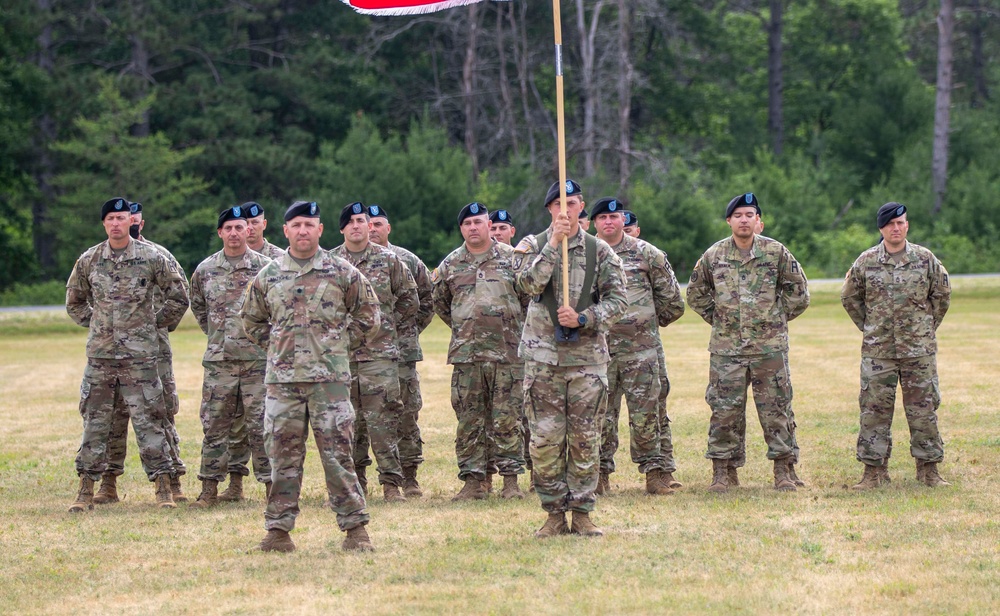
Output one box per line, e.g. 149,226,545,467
190,249,271,362
252,239,286,260
449,361,526,480
195,360,269,482
600,350,663,474
264,381,369,532
349,359,404,487
655,347,678,473
396,360,424,468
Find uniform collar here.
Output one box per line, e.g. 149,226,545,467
877,240,912,264
101,238,137,261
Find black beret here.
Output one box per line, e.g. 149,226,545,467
544,179,583,207
458,202,489,226
101,197,130,220
589,197,624,220
129,201,143,215
339,201,366,229
489,209,514,226
725,192,761,218
623,210,638,227
285,200,319,222
876,202,907,229
242,202,264,218
579,208,589,219
218,205,248,229
367,204,388,220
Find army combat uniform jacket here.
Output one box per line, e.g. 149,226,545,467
387,242,435,363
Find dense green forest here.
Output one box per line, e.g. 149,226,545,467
1,0,999,303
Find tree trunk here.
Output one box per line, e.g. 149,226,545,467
767,0,784,155
968,0,989,108
126,0,151,137
932,0,954,216
462,3,482,180
575,0,606,177
496,4,518,157
617,0,633,190
511,0,536,165
32,0,57,274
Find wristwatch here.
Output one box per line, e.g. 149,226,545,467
577,313,587,327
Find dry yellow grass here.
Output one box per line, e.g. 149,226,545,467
1,278,998,614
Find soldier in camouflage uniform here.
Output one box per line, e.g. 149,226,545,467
221,201,285,502
367,205,435,498
686,193,809,493
66,197,190,512
515,180,627,538
240,200,377,553
590,198,685,496
841,202,951,489
622,210,640,238
187,206,273,509
434,203,529,501
489,209,518,247
331,202,419,503
94,202,190,504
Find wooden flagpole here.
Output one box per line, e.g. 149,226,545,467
552,0,570,308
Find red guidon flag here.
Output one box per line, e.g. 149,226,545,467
342,0,492,16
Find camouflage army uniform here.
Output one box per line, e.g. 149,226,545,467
240,250,379,533
686,235,809,462
841,241,950,467
226,239,285,476
66,238,189,482
515,228,627,514
105,238,188,479
599,235,685,475
387,242,435,471
189,249,272,484
330,243,419,488
433,240,528,481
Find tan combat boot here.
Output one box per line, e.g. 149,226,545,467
851,464,884,490
878,460,892,484
451,477,487,501
169,474,187,503
661,471,683,489
383,483,407,503
570,511,604,537
919,461,950,487
402,466,423,498
356,466,368,495
788,463,806,487
68,476,96,513
646,470,675,495
188,479,219,509
343,525,375,551
93,473,120,504
727,463,740,487
500,475,524,499
534,513,568,539
528,468,536,493
155,475,177,508
259,529,295,553
773,458,797,492
481,473,495,494
708,459,729,493
596,472,610,496
218,472,244,502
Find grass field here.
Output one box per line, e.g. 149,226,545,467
1,278,998,614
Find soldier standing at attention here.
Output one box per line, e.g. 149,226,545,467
187,206,273,508
622,211,640,238
686,193,809,493
514,180,627,538
489,209,518,246
331,202,419,502
590,198,685,496
366,204,435,498
841,202,951,489
433,203,529,501
241,200,378,552
244,202,286,259
66,198,189,511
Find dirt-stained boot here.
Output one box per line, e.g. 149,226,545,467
188,479,219,509
356,466,368,496
851,464,884,490
169,474,187,503
402,466,423,498
155,474,177,509
93,473,120,504
878,461,892,485
788,464,806,487
708,459,729,493
452,477,487,502
596,472,610,496
773,458,797,492
727,463,740,487
919,461,950,487
534,513,568,539
500,475,525,499
68,476,95,513
218,472,244,502
481,473,495,495
571,511,604,537
343,524,375,551
383,483,407,503
646,470,675,495
259,529,295,553
661,471,683,489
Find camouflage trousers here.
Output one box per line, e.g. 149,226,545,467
196,360,270,483
105,355,186,476
397,361,425,468
655,346,678,473
705,352,795,461
856,354,943,466
450,362,525,481
600,350,665,475
524,361,607,514
223,412,252,477
728,353,801,468
264,381,369,532
513,362,531,471
75,358,174,481
350,360,404,487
